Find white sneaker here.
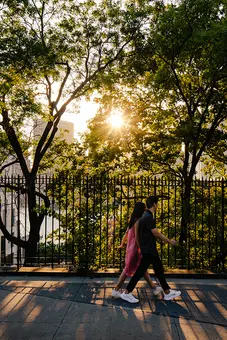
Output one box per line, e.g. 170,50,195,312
152,286,163,296
112,289,121,298
163,289,181,300
120,292,139,303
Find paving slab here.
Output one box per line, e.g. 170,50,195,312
0,322,59,340
38,282,82,301
24,295,71,323
0,290,17,313
54,303,180,340
203,302,227,325
4,293,36,322
175,318,227,340
0,293,26,321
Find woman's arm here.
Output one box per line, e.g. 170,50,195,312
134,220,140,247
119,228,129,248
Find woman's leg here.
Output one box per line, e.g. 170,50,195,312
143,271,156,289
115,271,127,290
125,254,151,293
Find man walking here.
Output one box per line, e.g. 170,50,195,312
121,195,181,303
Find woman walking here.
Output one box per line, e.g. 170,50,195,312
112,202,162,298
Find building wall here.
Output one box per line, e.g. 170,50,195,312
33,119,74,144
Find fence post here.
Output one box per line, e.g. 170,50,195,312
221,178,225,272
17,175,20,270
72,176,75,265
119,175,123,271
85,175,89,270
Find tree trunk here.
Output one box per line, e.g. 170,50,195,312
179,174,194,269
24,220,40,266
23,176,41,266
180,177,192,245
24,242,38,266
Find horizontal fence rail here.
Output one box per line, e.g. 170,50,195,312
0,175,226,272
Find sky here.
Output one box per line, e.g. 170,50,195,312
62,99,99,138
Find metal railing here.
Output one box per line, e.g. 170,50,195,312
0,175,226,272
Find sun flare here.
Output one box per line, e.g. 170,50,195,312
108,112,124,128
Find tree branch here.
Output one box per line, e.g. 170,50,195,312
171,65,191,116
0,213,27,248
1,110,29,177
60,38,132,110
45,75,52,104
0,183,50,209
194,82,215,142
195,105,227,167
55,61,71,106
32,121,54,175
0,159,19,173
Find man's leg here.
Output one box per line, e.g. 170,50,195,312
125,254,151,293
143,271,156,288
151,253,170,292
151,254,181,300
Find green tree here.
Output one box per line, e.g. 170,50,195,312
0,0,144,264
83,0,227,246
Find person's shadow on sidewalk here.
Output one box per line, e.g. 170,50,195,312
153,298,190,318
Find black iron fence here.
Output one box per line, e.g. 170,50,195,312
0,175,226,272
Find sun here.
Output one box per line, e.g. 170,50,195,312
108,112,124,128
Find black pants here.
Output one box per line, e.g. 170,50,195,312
126,252,170,293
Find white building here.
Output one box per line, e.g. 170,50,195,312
33,119,74,144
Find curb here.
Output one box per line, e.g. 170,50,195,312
0,269,226,279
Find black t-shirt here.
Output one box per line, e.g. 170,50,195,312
139,210,157,254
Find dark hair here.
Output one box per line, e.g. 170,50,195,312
128,201,146,229
146,195,159,209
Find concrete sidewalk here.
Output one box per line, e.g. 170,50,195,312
0,276,226,339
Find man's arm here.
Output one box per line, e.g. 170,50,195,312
151,228,177,246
